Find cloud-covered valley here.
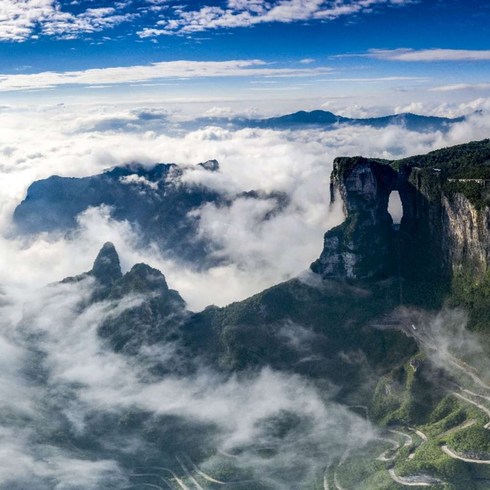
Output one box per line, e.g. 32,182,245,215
1,100,490,488
2,102,490,309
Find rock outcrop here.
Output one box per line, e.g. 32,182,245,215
98,259,188,355
63,243,188,356
90,241,123,286
311,157,398,280
311,143,490,302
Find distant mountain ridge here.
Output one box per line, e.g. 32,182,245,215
188,109,465,132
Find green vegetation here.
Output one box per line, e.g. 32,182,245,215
371,357,449,427
443,180,490,210
448,426,490,458
333,441,395,488
396,439,471,485
449,269,490,334
408,167,443,202
199,277,417,382
393,139,490,176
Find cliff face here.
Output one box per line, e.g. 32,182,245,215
442,193,490,276
311,158,398,280
311,151,490,302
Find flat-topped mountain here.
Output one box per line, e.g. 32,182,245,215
13,159,288,267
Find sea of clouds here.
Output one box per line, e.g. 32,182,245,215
0,100,490,488
1,100,490,309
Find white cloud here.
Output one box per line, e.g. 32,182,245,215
0,0,53,41
0,0,417,41
430,83,490,92
0,0,133,41
1,103,490,311
0,60,332,92
368,48,490,62
0,425,126,488
0,99,489,486
393,98,490,118
141,0,417,37
317,75,428,82
41,6,135,40
0,248,379,487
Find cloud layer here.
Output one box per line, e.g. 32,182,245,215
0,248,378,488
368,48,490,62
0,59,332,92
0,97,489,488
1,101,490,311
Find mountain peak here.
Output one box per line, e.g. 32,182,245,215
90,242,123,286
123,263,169,293
198,159,220,172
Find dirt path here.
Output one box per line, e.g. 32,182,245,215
323,465,330,490
390,429,413,447
413,429,428,442
333,470,346,490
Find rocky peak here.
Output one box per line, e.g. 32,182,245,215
197,159,220,172
90,242,122,286
107,260,187,310
111,263,170,296
100,261,187,355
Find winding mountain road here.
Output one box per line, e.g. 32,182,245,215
376,438,401,462
441,445,490,464
452,392,490,429
388,469,441,487
183,456,226,485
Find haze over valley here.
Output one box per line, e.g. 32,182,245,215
1,0,490,488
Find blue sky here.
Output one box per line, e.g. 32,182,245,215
0,0,489,112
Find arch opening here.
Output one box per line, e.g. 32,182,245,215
388,190,403,228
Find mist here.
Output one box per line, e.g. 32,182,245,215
1,102,490,310
1,101,490,488
0,257,379,488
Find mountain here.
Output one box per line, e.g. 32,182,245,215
12,138,490,489
187,109,465,132
197,140,490,488
13,160,288,267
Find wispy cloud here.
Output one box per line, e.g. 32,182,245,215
0,0,53,41
138,0,417,37
0,60,332,92
430,82,490,92
367,48,490,62
2,102,489,308
316,76,428,82
41,7,135,40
